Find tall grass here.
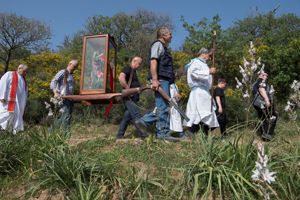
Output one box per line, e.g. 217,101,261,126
1,117,299,199
272,144,300,200
0,132,32,176
26,127,116,199
185,133,260,199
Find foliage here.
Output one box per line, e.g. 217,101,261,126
172,51,192,102
0,13,51,73
20,51,81,123
181,12,300,102
26,127,115,199
1,119,300,199
181,15,222,54
59,9,174,69
260,38,300,100
186,134,259,199
284,80,300,122
0,133,31,176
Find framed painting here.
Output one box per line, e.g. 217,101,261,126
80,34,117,94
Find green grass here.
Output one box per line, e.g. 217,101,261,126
0,117,299,199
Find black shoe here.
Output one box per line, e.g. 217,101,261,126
134,119,149,138
262,133,272,141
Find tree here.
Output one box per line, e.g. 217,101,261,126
0,13,51,74
181,11,300,101
181,15,222,54
59,9,174,67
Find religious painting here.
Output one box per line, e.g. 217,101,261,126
80,34,117,95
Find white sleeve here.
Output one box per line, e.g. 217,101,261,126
190,62,210,82
0,72,11,100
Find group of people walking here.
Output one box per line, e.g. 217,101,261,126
116,26,276,141
0,26,276,141
116,27,226,141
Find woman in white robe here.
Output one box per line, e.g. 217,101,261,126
184,48,219,134
0,64,28,134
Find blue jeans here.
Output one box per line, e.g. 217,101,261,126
116,109,132,138
58,100,73,130
142,80,170,138
116,97,141,138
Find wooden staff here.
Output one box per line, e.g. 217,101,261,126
211,30,217,112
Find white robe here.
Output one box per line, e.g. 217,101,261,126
184,58,219,128
169,83,183,132
0,72,27,134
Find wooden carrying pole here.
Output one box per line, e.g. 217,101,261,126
211,30,217,112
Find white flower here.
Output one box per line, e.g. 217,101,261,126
249,41,256,55
243,90,250,98
252,142,276,184
235,77,243,89
243,58,250,68
284,104,290,112
257,57,261,65
291,80,300,91
251,63,258,71
263,169,276,184
285,101,295,112
250,41,254,49
50,96,63,107
48,109,53,117
59,107,65,113
44,101,51,109
251,168,260,181
239,65,245,74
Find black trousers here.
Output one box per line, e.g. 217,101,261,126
189,122,215,135
254,105,277,136
216,112,227,136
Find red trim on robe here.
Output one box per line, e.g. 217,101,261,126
7,71,18,112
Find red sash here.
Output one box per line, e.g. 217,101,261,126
7,71,18,112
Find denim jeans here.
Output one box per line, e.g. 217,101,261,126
116,97,141,138
141,80,170,138
116,109,132,138
58,100,73,130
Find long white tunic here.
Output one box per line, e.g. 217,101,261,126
0,72,27,134
184,58,219,128
169,83,183,132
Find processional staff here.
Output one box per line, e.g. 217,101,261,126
211,30,217,112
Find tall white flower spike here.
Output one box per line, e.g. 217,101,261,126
252,142,276,184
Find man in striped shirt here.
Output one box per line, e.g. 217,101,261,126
50,59,78,129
